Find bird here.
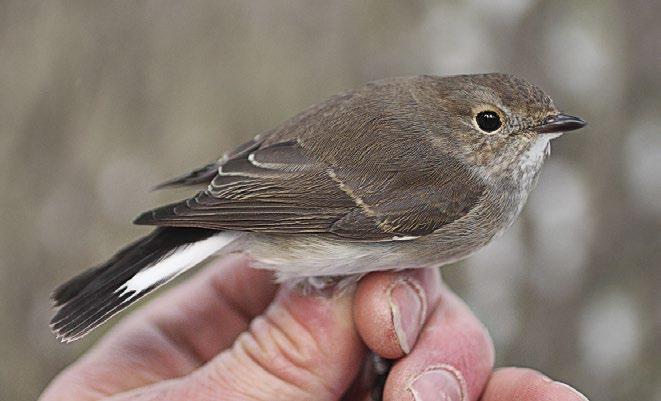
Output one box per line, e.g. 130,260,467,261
50,73,586,342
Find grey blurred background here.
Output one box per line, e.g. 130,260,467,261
1,1,659,400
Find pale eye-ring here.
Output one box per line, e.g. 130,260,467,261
475,110,502,133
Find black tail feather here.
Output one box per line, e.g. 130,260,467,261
51,227,217,342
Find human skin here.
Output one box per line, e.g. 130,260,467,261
40,255,589,401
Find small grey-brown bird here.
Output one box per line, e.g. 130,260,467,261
50,73,586,342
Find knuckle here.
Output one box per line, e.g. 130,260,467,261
243,312,329,389
200,307,335,401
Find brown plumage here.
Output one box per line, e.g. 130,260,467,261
51,73,586,341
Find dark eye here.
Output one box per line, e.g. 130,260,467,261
475,111,502,132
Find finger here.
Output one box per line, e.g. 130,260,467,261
40,254,277,401
481,367,589,401
383,281,495,401
354,268,443,359
125,283,368,401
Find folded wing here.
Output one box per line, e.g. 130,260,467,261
135,138,486,240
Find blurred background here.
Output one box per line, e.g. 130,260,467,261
1,1,659,400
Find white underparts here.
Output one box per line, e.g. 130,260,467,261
518,136,553,174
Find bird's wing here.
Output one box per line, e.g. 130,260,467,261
137,77,487,240
134,138,486,241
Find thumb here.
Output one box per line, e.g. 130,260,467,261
109,285,367,401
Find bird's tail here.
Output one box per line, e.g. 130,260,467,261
50,227,237,342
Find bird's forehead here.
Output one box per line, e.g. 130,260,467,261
476,74,555,112
448,73,556,115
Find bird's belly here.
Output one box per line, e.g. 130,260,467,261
241,231,481,281
243,234,428,279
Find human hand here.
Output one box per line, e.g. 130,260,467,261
40,255,589,401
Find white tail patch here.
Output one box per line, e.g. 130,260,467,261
116,232,237,298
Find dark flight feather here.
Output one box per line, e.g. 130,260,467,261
153,136,266,190
153,162,220,190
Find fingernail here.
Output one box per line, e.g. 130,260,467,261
408,366,465,401
388,278,426,354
